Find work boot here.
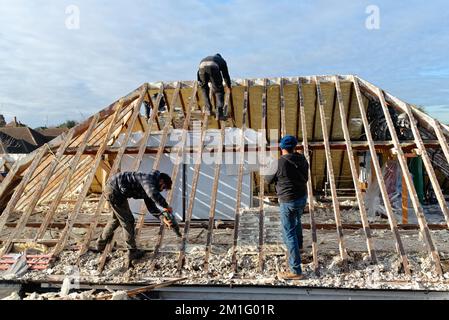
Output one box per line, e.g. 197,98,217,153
124,249,146,269
129,249,145,260
92,240,107,253
217,107,227,121
277,271,306,280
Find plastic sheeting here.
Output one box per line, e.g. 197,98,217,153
365,158,446,224
114,128,270,221
365,159,404,218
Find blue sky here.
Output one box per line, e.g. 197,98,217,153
0,0,448,128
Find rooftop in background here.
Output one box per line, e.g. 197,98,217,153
36,127,69,142
0,116,50,154
0,131,36,154
0,127,48,148
5,116,26,128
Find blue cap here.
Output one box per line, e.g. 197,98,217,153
280,135,298,150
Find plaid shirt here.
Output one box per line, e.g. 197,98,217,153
109,170,169,213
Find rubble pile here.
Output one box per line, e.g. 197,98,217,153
1,206,449,292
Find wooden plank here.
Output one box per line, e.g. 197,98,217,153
31,156,76,207
204,92,228,271
376,87,443,275
178,85,188,120
298,78,319,273
228,86,237,127
0,147,48,233
0,160,22,202
94,86,152,271
352,76,411,275
55,139,441,156
8,153,53,210
131,84,167,238
318,82,337,192
245,84,252,130
51,99,127,257
165,87,179,129
126,83,180,245
257,79,268,272
108,85,173,246
37,156,93,209
310,83,319,188
34,154,79,198
433,120,449,176
301,83,315,142
64,158,95,195
328,84,338,140
147,83,198,272
148,85,164,131
86,117,116,146
232,85,245,129
5,220,448,233
35,114,100,240
280,78,286,137
76,88,148,261
335,77,377,263
402,175,408,224
315,76,348,266
337,83,353,189
0,129,76,256
153,84,180,170
177,112,209,273
231,80,249,273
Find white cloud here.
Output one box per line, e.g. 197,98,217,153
0,0,448,127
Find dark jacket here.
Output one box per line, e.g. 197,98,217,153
266,152,309,202
109,170,169,213
200,54,231,88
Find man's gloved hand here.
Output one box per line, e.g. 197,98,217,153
162,207,174,228
163,217,173,228
160,207,182,237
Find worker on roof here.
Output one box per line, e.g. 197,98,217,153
197,53,231,121
266,135,309,280
143,94,166,119
94,170,176,267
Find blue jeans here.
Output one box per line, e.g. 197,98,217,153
279,196,307,274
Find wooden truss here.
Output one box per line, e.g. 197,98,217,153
0,75,449,277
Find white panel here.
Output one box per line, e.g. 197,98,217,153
117,129,256,221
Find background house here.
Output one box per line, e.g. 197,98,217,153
0,115,54,173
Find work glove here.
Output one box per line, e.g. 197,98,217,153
162,207,174,228
163,216,173,228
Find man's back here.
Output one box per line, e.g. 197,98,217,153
199,54,231,88
271,152,309,202
111,171,156,199
200,54,225,67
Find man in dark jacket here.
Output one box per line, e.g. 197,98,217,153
266,135,309,280
197,53,231,120
95,170,174,265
